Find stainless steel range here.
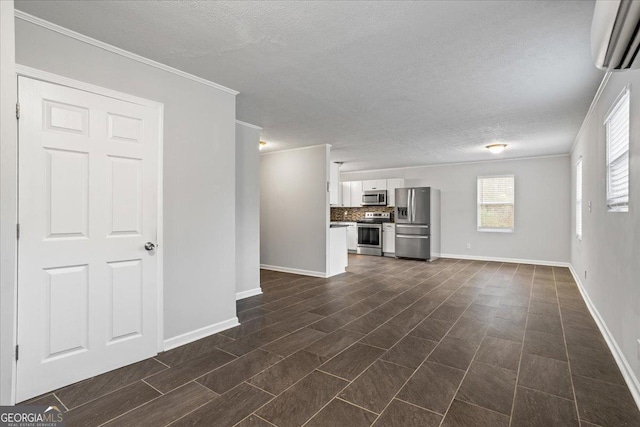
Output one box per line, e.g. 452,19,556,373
356,212,391,256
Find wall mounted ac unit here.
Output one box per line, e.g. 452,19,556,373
591,0,640,71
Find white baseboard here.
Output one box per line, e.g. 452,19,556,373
568,265,640,410
162,317,239,352
260,264,328,278
236,288,262,300
439,253,570,267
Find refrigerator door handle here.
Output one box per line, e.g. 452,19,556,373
396,224,429,229
397,234,430,239
411,189,416,222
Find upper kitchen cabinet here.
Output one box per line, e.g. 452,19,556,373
386,178,405,206
362,179,387,191
350,181,363,207
341,182,351,207
329,162,341,205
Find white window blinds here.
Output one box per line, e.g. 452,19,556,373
605,88,630,212
576,158,583,240
477,175,515,232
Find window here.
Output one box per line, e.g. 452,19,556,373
477,175,515,232
605,87,630,212
576,158,583,240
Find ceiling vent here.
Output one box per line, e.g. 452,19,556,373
592,0,640,71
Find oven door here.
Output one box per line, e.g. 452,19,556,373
357,224,382,248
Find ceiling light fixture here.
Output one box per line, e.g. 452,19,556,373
259,141,267,150
486,143,507,154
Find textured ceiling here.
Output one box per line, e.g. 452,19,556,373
16,0,604,171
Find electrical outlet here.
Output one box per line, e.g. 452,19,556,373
466,243,471,250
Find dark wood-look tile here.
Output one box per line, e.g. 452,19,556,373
559,306,598,331
441,399,510,427
219,317,274,340
103,382,216,427
501,294,530,308
522,330,567,361
373,399,441,427
305,398,377,427
410,318,453,342
567,343,625,385
342,310,393,335
308,311,360,333
260,295,307,312
428,337,478,371
271,311,326,333
474,294,502,308
474,336,522,371
236,294,264,313
511,386,578,427
64,381,160,427
256,370,348,427
494,304,528,324
155,334,233,367
19,393,66,410
340,360,414,414
196,349,282,394
429,302,467,322
55,358,167,410
238,307,269,322
517,353,573,399
235,414,274,427
261,327,326,357
461,303,497,322
248,350,327,395
528,300,560,317
563,325,608,352
572,375,640,426
486,317,526,343
320,343,385,381
447,317,489,344
397,361,465,414
381,335,437,369
145,349,236,394
172,382,272,427
360,322,411,349
304,328,365,358
217,326,290,356
526,313,563,336
456,362,516,415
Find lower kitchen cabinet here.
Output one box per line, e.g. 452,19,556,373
347,223,358,252
383,223,395,255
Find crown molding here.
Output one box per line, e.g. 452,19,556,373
570,71,612,154
235,120,263,131
14,10,239,96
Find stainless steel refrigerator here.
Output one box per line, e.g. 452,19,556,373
394,187,441,261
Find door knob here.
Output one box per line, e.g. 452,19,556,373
144,242,156,251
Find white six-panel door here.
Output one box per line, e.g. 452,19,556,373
16,77,160,402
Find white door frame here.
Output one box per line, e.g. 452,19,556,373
11,65,165,403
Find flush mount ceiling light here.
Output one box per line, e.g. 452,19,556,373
259,140,267,150
486,143,507,154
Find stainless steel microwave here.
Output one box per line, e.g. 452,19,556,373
362,190,387,206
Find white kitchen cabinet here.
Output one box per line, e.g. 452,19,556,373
341,182,351,207
383,223,395,254
362,179,387,191
349,181,363,207
329,162,341,205
347,223,358,252
386,178,405,206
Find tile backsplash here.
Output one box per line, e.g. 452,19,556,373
331,206,395,222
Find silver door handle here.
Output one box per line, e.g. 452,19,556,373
144,242,156,251
397,234,429,239
396,224,429,228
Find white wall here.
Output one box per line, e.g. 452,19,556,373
14,18,238,342
343,155,571,264
236,122,261,298
571,69,640,398
0,0,17,406
260,145,330,276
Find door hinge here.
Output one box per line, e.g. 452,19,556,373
16,102,20,120
15,345,18,361
16,224,20,240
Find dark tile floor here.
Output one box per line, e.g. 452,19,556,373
22,255,640,426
